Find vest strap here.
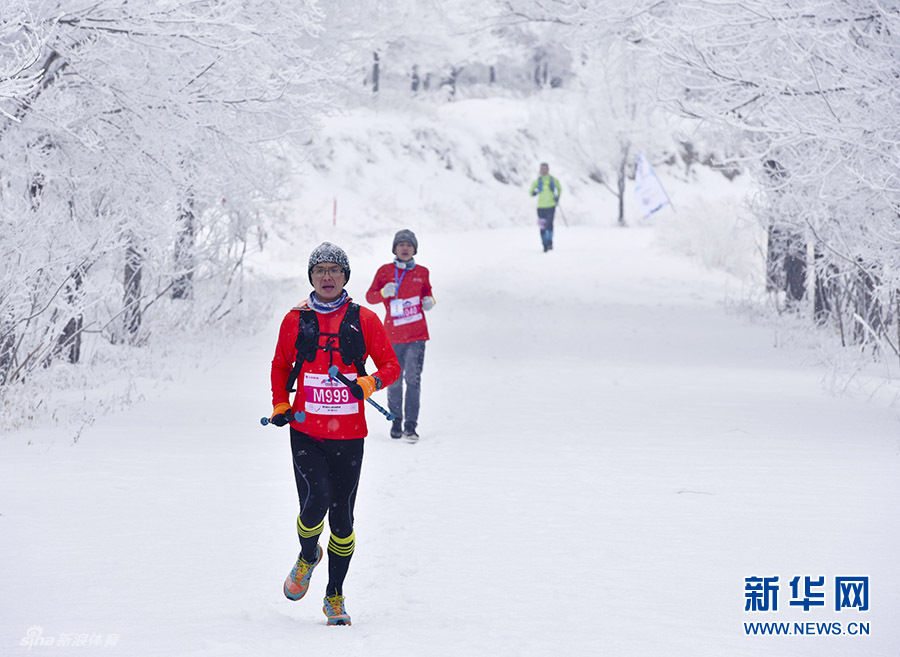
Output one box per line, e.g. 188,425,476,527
285,303,367,392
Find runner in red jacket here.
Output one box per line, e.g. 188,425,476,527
270,298,399,440
269,242,399,626
365,229,435,440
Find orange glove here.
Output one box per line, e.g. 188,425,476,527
352,375,378,400
270,402,292,426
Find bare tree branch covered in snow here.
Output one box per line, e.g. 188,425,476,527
0,0,328,389
0,6,49,120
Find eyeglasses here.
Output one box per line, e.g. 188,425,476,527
311,266,344,278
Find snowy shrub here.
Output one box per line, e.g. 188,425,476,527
654,193,765,285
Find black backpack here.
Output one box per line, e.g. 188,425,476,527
285,303,367,392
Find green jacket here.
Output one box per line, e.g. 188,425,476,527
529,175,561,209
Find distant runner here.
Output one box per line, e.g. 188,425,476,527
529,162,562,252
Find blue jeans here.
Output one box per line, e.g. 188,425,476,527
387,340,426,429
537,207,556,248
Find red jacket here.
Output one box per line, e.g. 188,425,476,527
270,300,400,440
365,263,433,343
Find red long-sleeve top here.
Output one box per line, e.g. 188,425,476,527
365,263,433,343
270,300,400,440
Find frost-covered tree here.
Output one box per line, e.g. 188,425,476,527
316,2,464,100
0,1,327,387
567,32,677,226
635,0,900,358
318,1,559,101
495,0,583,88
493,1,679,224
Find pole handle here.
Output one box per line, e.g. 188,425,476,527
259,410,305,426
327,366,395,422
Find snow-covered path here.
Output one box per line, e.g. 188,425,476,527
2,225,898,656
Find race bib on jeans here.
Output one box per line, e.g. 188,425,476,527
390,296,423,326
303,372,357,415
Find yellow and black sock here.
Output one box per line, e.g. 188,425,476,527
297,514,324,563
326,531,356,596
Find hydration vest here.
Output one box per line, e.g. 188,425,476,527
285,303,367,392
536,175,558,195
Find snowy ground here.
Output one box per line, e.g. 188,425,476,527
2,221,898,656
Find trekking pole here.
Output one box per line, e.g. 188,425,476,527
260,409,306,426
557,203,569,227
327,365,395,421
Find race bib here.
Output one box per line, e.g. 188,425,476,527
390,296,423,326
303,372,358,415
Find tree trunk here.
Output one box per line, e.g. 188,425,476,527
58,266,84,363
765,224,783,292
124,243,142,337
896,294,900,368
813,248,833,325
851,260,882,345
762,160,806,302
372,52,380,94
56,200,84,364
447,67,462,99
59,316,82,364
533,51,545,88
172,195,195,300
617,144,629,227
783,231,806,303
0,322,14,386
765,222,807,300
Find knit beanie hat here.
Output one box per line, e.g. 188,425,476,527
392,229,418,254
308,242,350,283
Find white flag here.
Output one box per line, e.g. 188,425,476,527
634,153,671,218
